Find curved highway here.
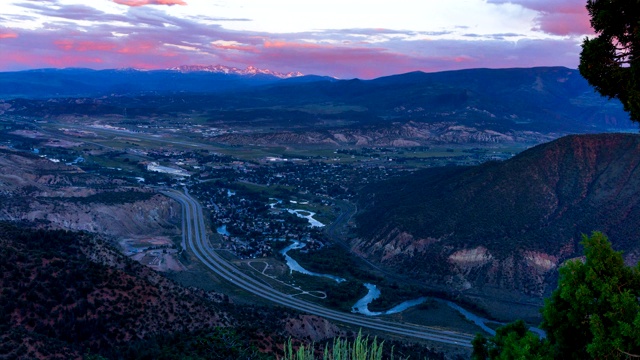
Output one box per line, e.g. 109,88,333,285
162,189,474,348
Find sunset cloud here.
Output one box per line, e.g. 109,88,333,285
211,40,258,53
55,39,117,52
0,31,18,39
263,41,325,50
488,0,593,36
0,0,590,78
112,0,187,7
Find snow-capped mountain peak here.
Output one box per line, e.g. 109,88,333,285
168,64,303,79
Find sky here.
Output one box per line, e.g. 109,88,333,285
0,0,594,79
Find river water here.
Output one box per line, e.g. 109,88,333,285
351,283,428,316
216,224,230,236
280,241,434,317
269,199,325,228
281,241,345,283
349,283,546,336
268,197,543,336
281,241,545,336
443,300,498,335
286,209,325,227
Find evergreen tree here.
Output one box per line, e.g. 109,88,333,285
542,232,640,359
578,0,640,121
472,232,640,359
471,320,551,360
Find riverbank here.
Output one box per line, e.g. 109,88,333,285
282,240,515,336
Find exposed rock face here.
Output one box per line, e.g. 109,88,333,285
284,315,343,342
0,148,179,238
449,247,493,267
17,193,179,237
354,134,640,306
523,251,557,273
169,64,303,78
211,121,556,147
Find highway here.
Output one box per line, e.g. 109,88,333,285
162,188,474,348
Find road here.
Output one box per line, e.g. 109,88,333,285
162,188,474,348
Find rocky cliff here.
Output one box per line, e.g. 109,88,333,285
354,133,640,308
211,121,558,147
0,147,179,238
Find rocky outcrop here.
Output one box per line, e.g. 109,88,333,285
0,148,179,238
354,133,640,304
284,315,342,342
16,193,179,237
449,247,493,267
212,121,556,147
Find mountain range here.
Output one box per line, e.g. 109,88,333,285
168,64,304,78
0,66,636,145
354,133,640,317
3,63,640,350
0,65,311,99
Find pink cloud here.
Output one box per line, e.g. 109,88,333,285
55,40,117,52
0,1,587,79
239,42,419,78
0,20,583,78
0,52,103,69
0,30,18,39
533,12,592,36
488,0,593,36
117,42,159,54
263,41,326,50
112,0,187,7
52,37,178,57
0,52,37,69
211,42,259,53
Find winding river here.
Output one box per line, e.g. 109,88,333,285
280,240,435,317
281,241,345,283
351,283,428,316
281,240,545,336
269,199,325,228
286,209,325,227
271,197,542,336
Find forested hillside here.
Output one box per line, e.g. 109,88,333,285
355,133,640,304
0,222,337,359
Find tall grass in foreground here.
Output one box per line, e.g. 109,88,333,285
283,331,405,360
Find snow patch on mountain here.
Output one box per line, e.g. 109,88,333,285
168,64,303,79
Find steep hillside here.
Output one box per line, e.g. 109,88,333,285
0,147,179,237
0,222,341,359
354,133,640,303
240,66,634,132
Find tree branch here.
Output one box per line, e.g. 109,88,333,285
617,348,640,358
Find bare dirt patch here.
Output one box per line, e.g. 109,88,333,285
10,130,47,139
45,139,83,148
120,236,186,272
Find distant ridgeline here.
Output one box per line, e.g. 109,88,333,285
0,66,635,135
0,66,309,99
354,133,640,302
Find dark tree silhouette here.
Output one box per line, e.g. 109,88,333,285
579,0,640,121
